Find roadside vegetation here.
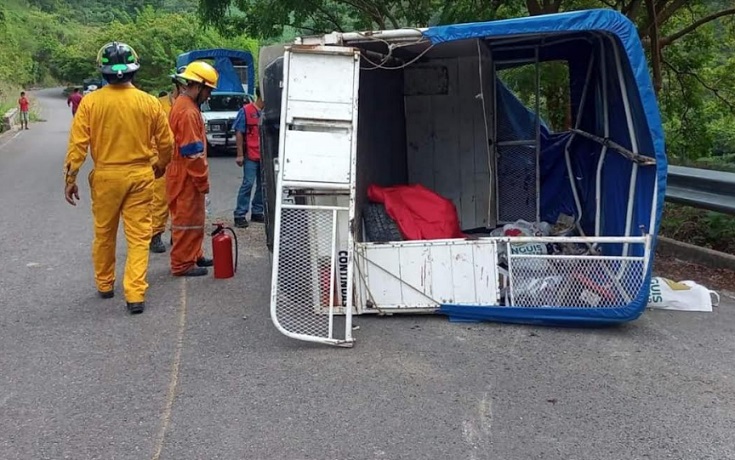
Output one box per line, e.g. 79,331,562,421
0,0,257,96
2,0,734,253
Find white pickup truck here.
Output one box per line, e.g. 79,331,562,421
200,91,251,153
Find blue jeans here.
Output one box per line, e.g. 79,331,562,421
234,159,264,218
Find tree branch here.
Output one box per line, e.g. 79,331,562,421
638,0,686,39
526,0,542,16
376,2,400,29
304,0,345,32
662,58,735,113
338,0,386,28
660,8,735,46
645,0,662,93
623,0,643,21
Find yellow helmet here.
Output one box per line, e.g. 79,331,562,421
176,61,219,89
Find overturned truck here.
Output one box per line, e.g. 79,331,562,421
258,9,668,347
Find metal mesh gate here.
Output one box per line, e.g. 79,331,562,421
269,45,359,347
271,204,353,346
502,236,649,309
274,207,334,338
496,144,538,223
494,54,541,224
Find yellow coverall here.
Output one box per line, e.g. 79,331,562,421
64,85,174,303
151,94,174,237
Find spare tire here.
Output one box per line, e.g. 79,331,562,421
363,203,403,242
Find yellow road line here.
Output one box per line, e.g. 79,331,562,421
151,278,188,460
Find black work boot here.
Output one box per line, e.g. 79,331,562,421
176,267,208,277
234,217,248,228
196,257,213,267
98,290,114,299
150,233,166,253
251,214,265,223
126,302,145,314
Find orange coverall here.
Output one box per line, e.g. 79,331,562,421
151,94,174,236
64,85,173,302
167,95,210,275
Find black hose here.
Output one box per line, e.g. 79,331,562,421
226,226,238,274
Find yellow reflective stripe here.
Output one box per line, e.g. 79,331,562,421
172,224,204,230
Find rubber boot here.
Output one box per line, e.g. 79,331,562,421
175,266,208,277
127,302,145,314
150,233,166,253
196,257,213,267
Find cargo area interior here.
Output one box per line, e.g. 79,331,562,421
349,34,656,257
355,37,498,243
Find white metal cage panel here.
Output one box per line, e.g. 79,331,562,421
503,236,649,308
282,128,353,184
285,48,358,108
270,46,359,347
272,206,352,340
281,46,359,186
355,240,500,311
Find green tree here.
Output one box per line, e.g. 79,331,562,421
198,0,735,162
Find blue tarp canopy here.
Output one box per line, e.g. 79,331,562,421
420,9,667,325
176,48,255,95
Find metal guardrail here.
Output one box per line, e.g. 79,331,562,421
666,165,735,215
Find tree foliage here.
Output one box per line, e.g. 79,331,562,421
199,0,735,162
0,0,255,95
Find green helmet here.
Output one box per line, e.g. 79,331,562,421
97,42,140,79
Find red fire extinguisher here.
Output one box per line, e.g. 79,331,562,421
211,223,238,279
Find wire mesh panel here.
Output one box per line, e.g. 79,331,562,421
273,207,338,339
494,59,541,224
496,143,538,222
507,254,645,308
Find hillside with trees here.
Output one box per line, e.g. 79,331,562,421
0,0,256,111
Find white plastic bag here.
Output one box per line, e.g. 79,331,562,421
647,277,720,312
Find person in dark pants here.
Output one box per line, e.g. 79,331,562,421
233,88,265,228
67,88,83,117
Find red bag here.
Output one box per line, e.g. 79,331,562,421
368,184,465,240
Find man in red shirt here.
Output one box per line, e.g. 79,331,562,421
18,91,30,130
67,88,83,117
233,88,265,228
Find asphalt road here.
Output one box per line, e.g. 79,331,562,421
1,89,734,460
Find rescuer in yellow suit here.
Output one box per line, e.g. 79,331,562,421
63,42,174,315
149,86,176,254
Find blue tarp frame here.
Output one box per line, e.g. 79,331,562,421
176,48,255,95
420,9,667,326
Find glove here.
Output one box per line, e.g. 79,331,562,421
153,163,166,179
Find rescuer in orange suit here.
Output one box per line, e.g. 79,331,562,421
63,42,174,315
149,70,185,254
167,61,219,277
